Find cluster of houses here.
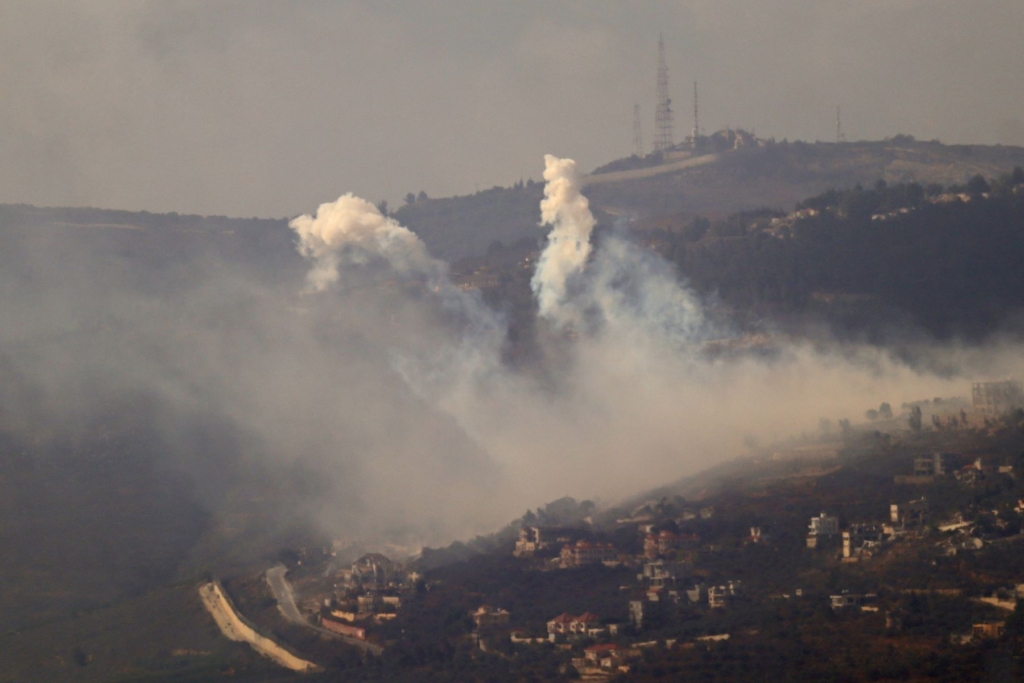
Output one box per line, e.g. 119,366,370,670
487,444,1024,669
897,450,1016,487
319,553,415,640
821,498,932,560
514,526,619,569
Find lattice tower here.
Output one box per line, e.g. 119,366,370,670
654,35,674,152
633,104,644,157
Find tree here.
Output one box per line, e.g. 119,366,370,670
909,405,923,432
865,409,879,421
1004,599,1024,635
1011,166,1024,187
418,190,429,201
404,192,416,205
376,199,389,216
965,174,990,195
879,403,893,419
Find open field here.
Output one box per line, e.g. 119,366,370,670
0,583,288,683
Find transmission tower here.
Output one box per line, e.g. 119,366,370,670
633,104,644,157
692,81,699,144
836,105,846,143
653,35,674,153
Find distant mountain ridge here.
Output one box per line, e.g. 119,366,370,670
395,135,1024,262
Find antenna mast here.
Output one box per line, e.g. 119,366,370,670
654,35,674,153
693,81,699,144
836,105,846,143
633,104,644,157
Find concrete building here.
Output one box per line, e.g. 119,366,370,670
471,605,510,630
843,524,885,559
321,617,366,640
514,527,545,557
708,581,742,609
629,600,646,629
913,452,956,476
807,512,839,548
582,644,631,670
639,560,691,588
809,513,839,536
643,530,696,558
830,593,874,610
546,612,599,636
559,540,616,568
972,380,1023,414
346,553,400,589
891,498,929,527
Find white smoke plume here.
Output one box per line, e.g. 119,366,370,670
532,155,708,349
288,192,505,410
290,193,439,292
531,155,596,323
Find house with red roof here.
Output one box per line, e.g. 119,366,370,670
546,612,602,636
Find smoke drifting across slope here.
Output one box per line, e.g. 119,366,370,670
2,155,1022,573
286,156,1024,534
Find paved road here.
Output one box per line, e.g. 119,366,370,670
265,565,382,655
266,565,304,623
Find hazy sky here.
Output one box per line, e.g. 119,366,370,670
1,0,1023,217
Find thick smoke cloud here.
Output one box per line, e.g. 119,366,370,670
290,194,439,292
3,155,1023,566
283,155,1024,531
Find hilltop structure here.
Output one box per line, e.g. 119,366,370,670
653,36,674,153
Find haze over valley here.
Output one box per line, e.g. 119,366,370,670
3,3,1024,681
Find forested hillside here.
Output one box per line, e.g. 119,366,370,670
655,170,1024,340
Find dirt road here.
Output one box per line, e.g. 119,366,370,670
198,581,317,672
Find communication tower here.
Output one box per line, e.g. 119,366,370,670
836,105,846,143
692,81,699,144
633,104,644,157
653,35,674,153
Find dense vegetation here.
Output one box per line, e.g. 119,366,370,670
655,169,1024,340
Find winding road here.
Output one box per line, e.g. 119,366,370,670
265,565,382,655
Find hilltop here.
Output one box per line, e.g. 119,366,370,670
395,134,1024,262
447,169,1024,346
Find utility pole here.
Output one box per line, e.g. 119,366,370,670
633,104,644,157
654,35,674,153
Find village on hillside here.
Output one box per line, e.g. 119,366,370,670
213,379,1024,681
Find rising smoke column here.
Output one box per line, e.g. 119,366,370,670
532,154,707,346
531,155,596,323
289,192,505,402
290,193,439,292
